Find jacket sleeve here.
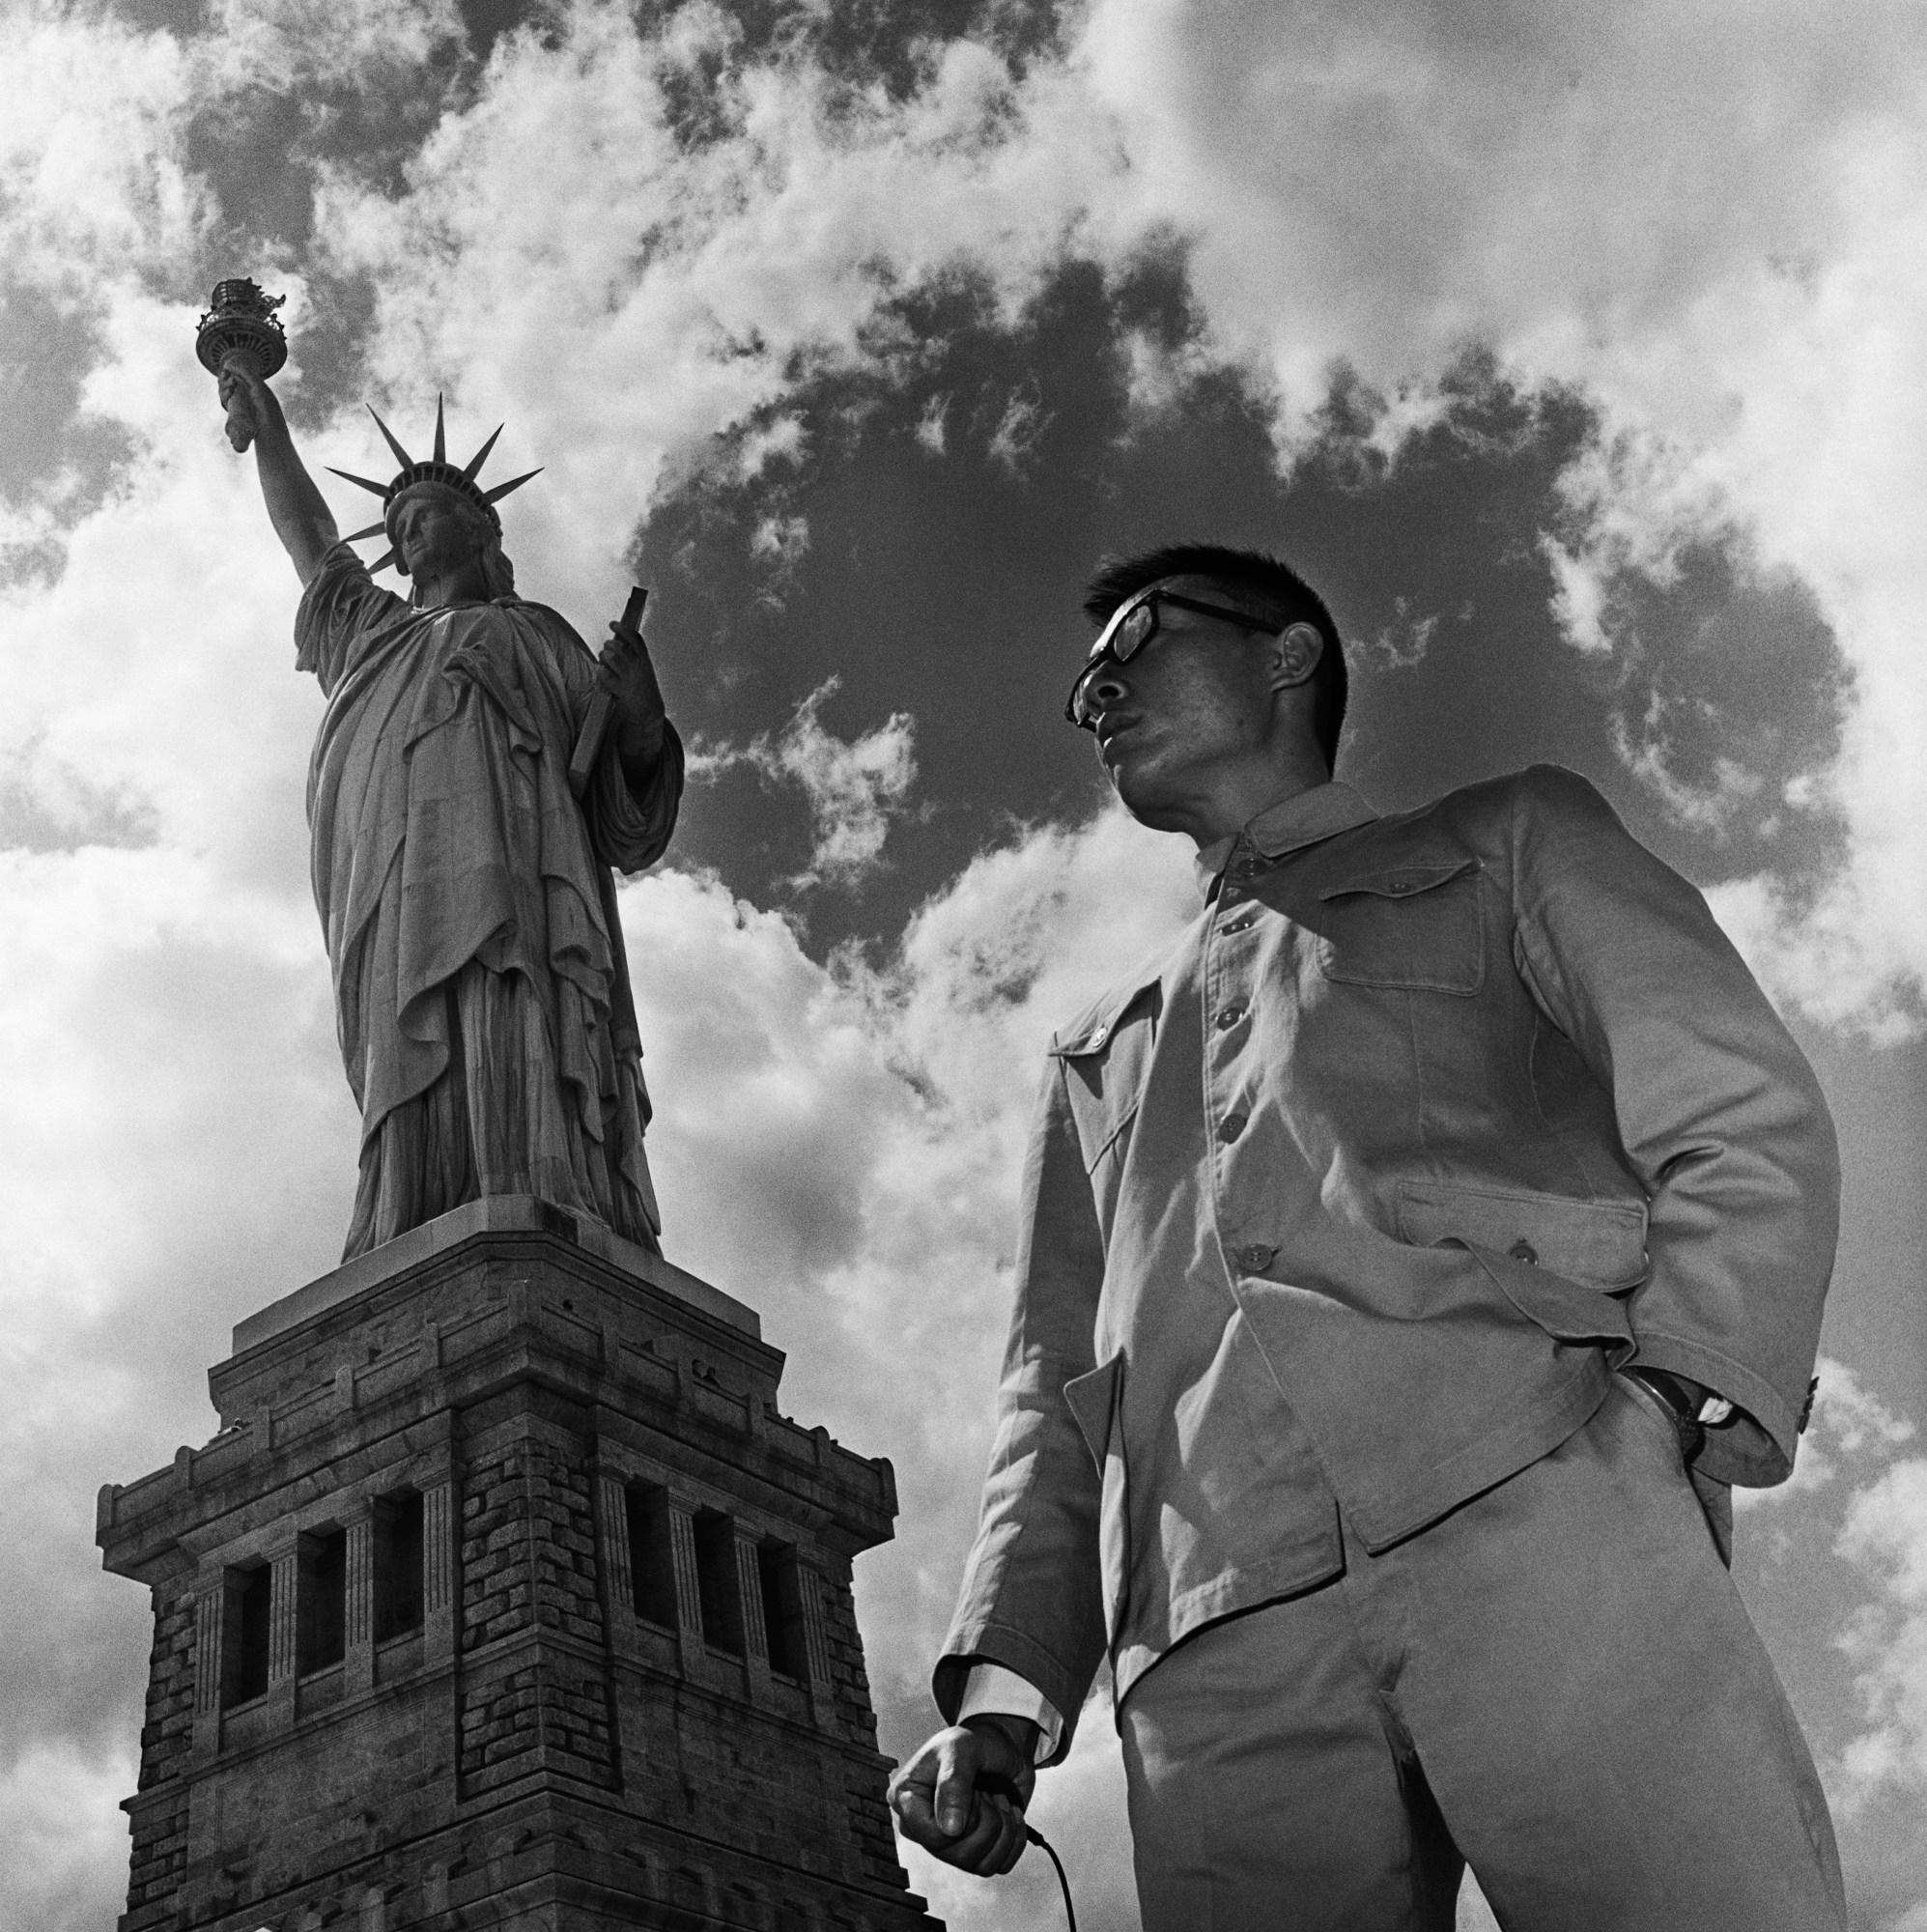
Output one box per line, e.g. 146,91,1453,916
1509,765,1839,1486
932,1057,1109,1765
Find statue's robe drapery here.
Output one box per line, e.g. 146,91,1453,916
296,543,683,1260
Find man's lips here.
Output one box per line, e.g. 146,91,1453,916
1095,716,1142,752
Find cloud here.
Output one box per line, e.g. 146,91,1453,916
738,413,808,481
12,0,1927,1044
0,10,196,286
1362,598,1437,671
1061,0,1927,1028
749,509,811,574
1833,1459,1927,1814
915,391,950,455
690,677,919,888
303,1,1112,616
1609,707,1767,838
986,385,1049,474
0,1740,141,1932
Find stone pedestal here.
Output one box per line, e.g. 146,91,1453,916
99,1197,942,1932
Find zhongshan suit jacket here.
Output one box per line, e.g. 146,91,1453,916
936,767,1838,1761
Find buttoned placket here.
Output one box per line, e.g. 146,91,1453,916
1205,840,1273,1279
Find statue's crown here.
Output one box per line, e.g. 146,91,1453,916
328,397,540,574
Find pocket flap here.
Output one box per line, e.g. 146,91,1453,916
1398,1179,1649,1289
1062,1351,1124,1471
1050,976,1161,1059
1318,858,1480,902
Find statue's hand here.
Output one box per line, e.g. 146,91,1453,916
603,623,667,766
217,355,269,452
887,1719,1036,1877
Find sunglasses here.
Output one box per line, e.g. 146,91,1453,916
1065,587,1286,728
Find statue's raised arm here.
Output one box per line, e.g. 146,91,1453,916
220,359,341,587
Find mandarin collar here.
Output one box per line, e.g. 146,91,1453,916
1193,781,1378,897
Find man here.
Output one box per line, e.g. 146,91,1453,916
220,362,682,1259
890,545,1844,1928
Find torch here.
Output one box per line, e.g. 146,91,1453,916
194,278,288,452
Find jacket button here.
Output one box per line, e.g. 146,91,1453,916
1220,913,1256,935
1087,1027,1108,1048
1236,1243,1274,1273
1509,1239,1539,1264
1388,880,1414,894
1214,1003,1247,1031
1218,1111,1247,1144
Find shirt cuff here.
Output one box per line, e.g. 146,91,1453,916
955,1662,1065,1765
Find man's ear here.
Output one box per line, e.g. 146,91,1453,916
1268,621,1324,690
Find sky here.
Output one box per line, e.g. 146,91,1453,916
1,1,1925,1927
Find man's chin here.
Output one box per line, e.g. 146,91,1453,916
1107,758,1187,831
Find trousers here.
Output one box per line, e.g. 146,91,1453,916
1119,1374,1845,1931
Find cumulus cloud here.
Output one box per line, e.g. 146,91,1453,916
1834,1459,1927,1813
1064,0,1927,1028
11,0,1927,1034
302,0,1111,617
691,678,919,888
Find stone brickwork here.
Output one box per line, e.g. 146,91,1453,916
137,1581,197,1789
98,1198,941,1932
125,1785,189,1918
459,1424,605,1654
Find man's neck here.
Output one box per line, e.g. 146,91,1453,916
1182,757,1330,851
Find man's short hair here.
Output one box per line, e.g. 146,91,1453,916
1082,544,1348,774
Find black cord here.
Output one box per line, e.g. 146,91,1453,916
1024,1822,1077,1932
977,1776,1077,1931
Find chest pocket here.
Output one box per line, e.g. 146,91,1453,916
1315,858,1485,996
1050,976,1162,1173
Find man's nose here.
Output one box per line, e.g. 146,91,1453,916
1085,662,1132,716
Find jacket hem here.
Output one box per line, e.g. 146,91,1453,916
1112,1539,1346,1711
1342,1350,1611,1551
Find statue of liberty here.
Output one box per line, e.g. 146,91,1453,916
218,357,682,1261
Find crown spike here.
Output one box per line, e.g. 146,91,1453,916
326,467,394,499
433,394,447,465
481,467,543,506
366,549,399,575
461,424,505,482
344,519,389,544
366,405,414,471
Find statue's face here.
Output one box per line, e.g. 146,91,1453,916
389,486,484,585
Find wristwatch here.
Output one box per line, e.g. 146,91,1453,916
1623,1365,1707,1456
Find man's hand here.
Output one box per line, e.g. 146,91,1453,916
602,622,667,767
888,1717,1038,1877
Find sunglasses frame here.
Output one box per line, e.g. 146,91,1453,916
1065,587,1287,728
